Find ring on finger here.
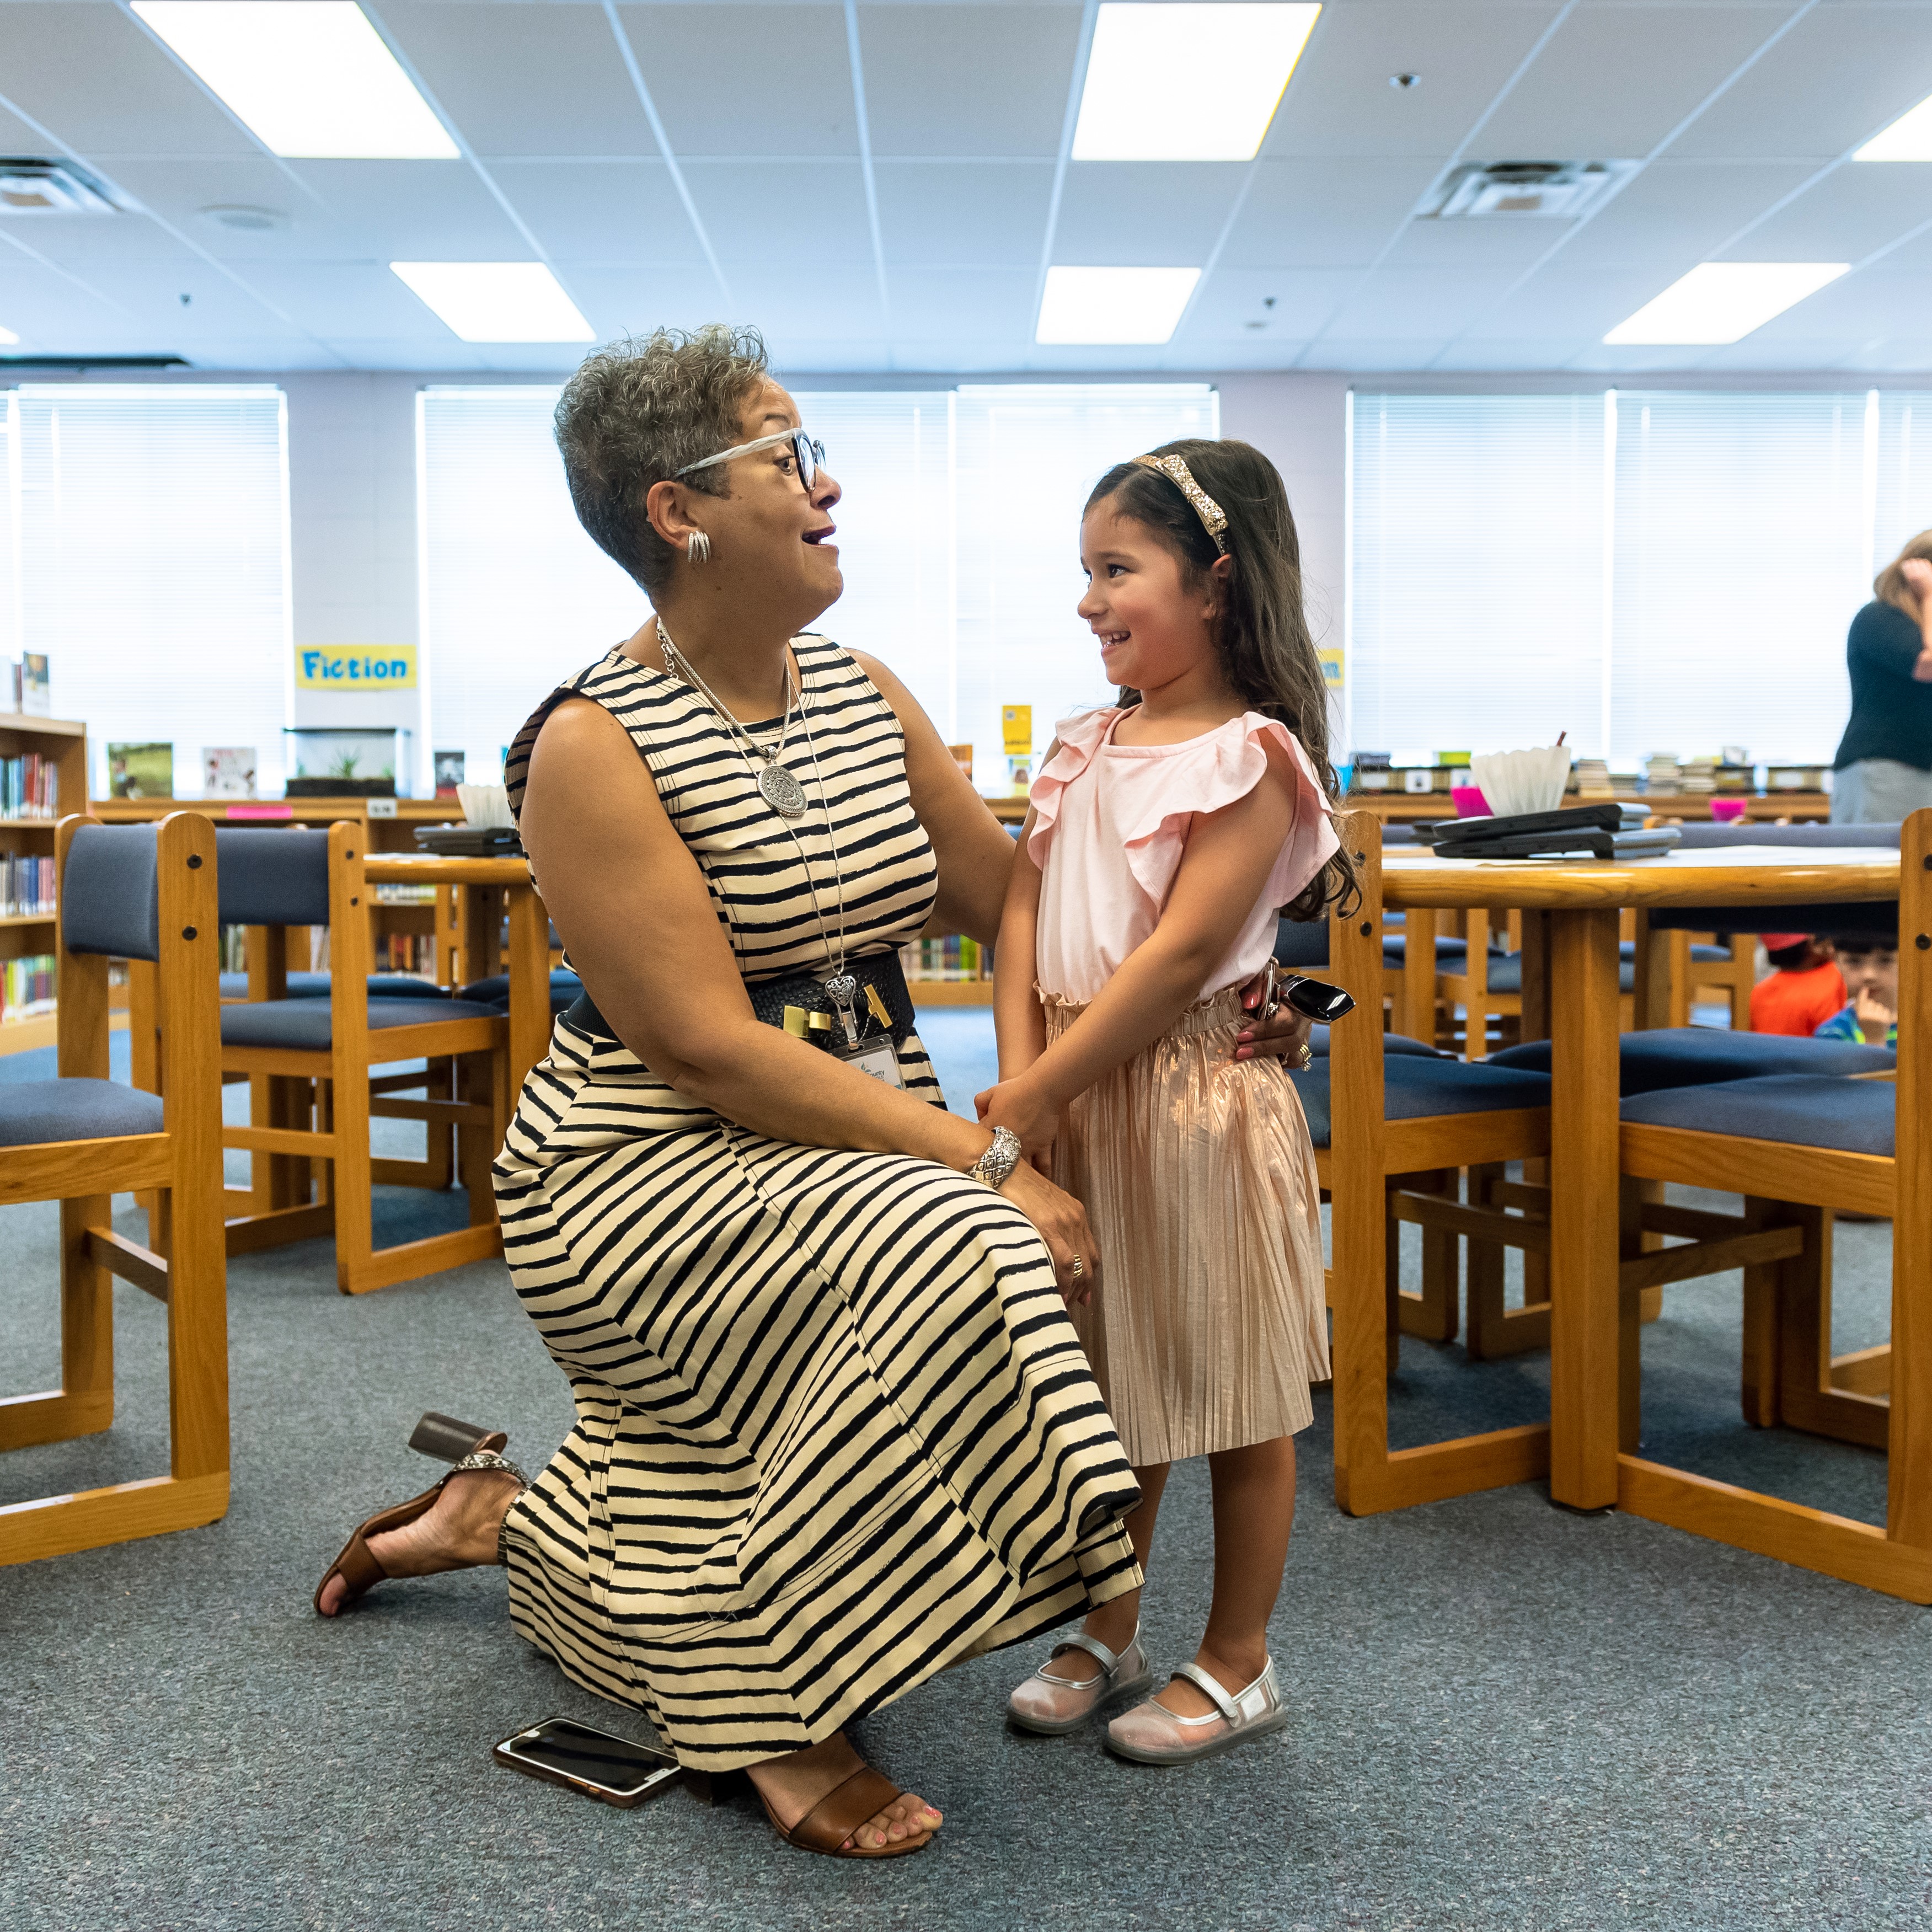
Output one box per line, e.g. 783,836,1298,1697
1069,1254,1085,1280
1294,1043,1314,1069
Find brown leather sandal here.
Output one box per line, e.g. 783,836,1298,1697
313,1421,525,1616
687,1763,935,1859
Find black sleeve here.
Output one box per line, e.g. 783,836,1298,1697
1848,600,1924,679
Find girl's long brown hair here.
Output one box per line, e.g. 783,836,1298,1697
1086,437,1357,921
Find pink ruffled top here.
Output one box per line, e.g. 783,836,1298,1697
1027,706,1339,1005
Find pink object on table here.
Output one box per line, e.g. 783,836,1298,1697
1450,784,1492,818
1710,798,1747,823
226,802,295,820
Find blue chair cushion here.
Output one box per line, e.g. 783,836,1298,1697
214,827,330,927
456,969,584,1015
1307,1026,1444,1058
1380,934,1473,964
1288,1057,1551,1148
63,825,160,962
217,972,448,1000
1621,1074,1894,1158
0,1079,165,1146
1475,953,1636,996
1489,1027,1894,1096
221,997,502,1051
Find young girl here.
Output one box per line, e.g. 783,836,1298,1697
980,438,1351,1765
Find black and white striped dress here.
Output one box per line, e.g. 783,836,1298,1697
491,639,1142,1772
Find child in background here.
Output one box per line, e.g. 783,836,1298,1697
1815,937,1898,1046
982,440,1350,1767
1748,934,1845,1036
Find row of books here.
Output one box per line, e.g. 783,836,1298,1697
1,954,55,1023
0,855,55,918
901,935,990,982
377,934,441,978
1,753,59,819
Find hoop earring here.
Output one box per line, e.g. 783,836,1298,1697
686,531,711,565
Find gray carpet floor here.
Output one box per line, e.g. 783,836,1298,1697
4,1016,1928,1931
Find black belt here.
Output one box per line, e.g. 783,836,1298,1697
564,950,918,1053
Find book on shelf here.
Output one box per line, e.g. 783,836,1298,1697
0,752,59,818
377,933,439,978
434,750,465,799
19,654,48,716
0,854,55,917
204,747,258,798
900,934,990,982
108,741,173,800
1,953,56,1023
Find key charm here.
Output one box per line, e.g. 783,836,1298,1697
823,971,861,1047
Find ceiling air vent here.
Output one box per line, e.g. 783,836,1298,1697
1423,160,1635,221
0,159,119,216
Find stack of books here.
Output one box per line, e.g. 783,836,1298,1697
1,954,56,1022
1680,754,1720,796
0,854,55,917
1642,755,1682,795
1567,758,1615,799
0,753,58,818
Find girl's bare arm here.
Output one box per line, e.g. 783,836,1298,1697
992,804,1048,1084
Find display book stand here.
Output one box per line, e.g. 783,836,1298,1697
0,715,88,1055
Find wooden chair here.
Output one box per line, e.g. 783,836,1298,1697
0,812,227,1565
1315,813,1560,1514
215,825,510,1296
1607,807,1929,1601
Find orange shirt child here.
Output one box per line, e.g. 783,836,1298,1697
1749,935,1845,1037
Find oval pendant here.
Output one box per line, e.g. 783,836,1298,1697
759,762,807,818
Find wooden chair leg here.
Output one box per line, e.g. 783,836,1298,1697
1740,1196,1784,1428
1463,1163,1550,1360
1618,1177,1645,1453
0,1194,116,1453
1395,1167,1459,1343
1776,1203,1887,1449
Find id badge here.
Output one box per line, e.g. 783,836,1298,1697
838,1038,905,1089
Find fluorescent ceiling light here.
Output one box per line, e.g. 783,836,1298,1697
392,263,595,342
1073,3,1320,162
1603,262,1848,345
132,2,458,159
0,325,18,346
1856,92,1932,161
1036,266,1201,345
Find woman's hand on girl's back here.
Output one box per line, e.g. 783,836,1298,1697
999,1160,1100,1305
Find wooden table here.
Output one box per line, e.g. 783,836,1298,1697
1380,844,1903,1513
362,854,552,1101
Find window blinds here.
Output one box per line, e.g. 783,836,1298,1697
1609,391,1866,766
15,384,291,794
1872,389,1932,575
1348,392,1607,760
417,387,645,784
952,384,1217,784
791,390,955,738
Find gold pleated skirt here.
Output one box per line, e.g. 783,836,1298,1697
1045,984,1330,1467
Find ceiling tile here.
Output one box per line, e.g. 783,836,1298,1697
887,268,1037,340
1744,266,1929,339
382,2,656,158
490,162,710,266
243,261,465,339
683,160,875,267
1265,3,1565,160
1558,159,1817,269
1721,163,1932,264
615,4,858,157
874,162,1051,269
280,160,530,260
1313,267,1511,342
858,5,1075,158
1177,267,1362,340
1427,337,1594,370
1053,165,1246,267
1481,4,1790,158
547,263,731,337
88,155,323,261
1382,215,1576,269
732,261,886,342
1223,157,1451,269
1455,264,1679,339
1302,339,1446,373
1669,4,1932,161
0,1,260,154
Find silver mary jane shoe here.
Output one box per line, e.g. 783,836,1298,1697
1105,1657,1288,1765
1007,1624,1154,1736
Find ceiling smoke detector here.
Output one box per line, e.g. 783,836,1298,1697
1423,160,1635,221
0,158,119,216
199,204,288,233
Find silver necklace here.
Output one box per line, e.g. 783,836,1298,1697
657,619,807,820
657,620,859,1039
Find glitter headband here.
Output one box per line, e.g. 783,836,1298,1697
1131,453,1229,554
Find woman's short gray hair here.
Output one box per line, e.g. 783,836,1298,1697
553,325,770,593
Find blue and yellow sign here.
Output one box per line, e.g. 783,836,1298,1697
1317,646,1344,692
296,645,418,689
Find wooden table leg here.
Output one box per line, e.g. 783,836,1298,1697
1549,906,1623,1510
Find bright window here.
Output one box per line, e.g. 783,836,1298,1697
418,382,1216,791
1350,388,1887,767
14,384,292,794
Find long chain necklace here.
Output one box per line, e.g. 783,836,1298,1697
657,617,807,820
656,618,861,1040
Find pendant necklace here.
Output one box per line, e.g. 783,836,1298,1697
657,618,808,820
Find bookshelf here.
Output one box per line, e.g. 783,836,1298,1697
0,713,87,1057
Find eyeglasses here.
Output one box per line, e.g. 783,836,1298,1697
674,429,825,491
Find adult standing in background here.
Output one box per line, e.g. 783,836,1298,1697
1832,532,1932,822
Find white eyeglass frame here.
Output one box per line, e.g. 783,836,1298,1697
673,429,824,488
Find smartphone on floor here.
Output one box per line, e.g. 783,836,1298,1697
494,1716,682,1809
